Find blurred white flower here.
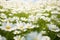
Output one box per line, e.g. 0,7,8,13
20,17,28,21
0,35,6,40
9,13,13,16
25,32,50,40
13,30,21,34
51,15,57,19
47,24,60,32
0,13,7,18
25,23,36,29
57,33,60,38
41,36,50,40
40,16,51,22
28,15,38,22
14,35,25,40
40,31,46,34
28,15,35,22
51,11,59,14
13,16,19,20
45,6,52,11
25,32,42,40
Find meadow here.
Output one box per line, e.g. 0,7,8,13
0,0,60,40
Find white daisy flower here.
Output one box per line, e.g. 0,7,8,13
51,11,59,14
25,23,35,29
0,22,17,31
0,13,7,18
0,35,6,40
41,36,50,40
25,32,42,40
20,17,28,21
40,31,46,34
47,24,60,32
40,16,51,22
28,15,38,22
16,21,27,31
13,30,21,34
14,35,25,40
25,32,50,40
28,15,35,22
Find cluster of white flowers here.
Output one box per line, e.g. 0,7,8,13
0,20,38,32
14,32,50,40
14,35,25,40
0,0,60,40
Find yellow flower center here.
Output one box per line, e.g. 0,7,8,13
33,38,38,40
6,26,11,29
19,26,24,30
27,26,31,29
